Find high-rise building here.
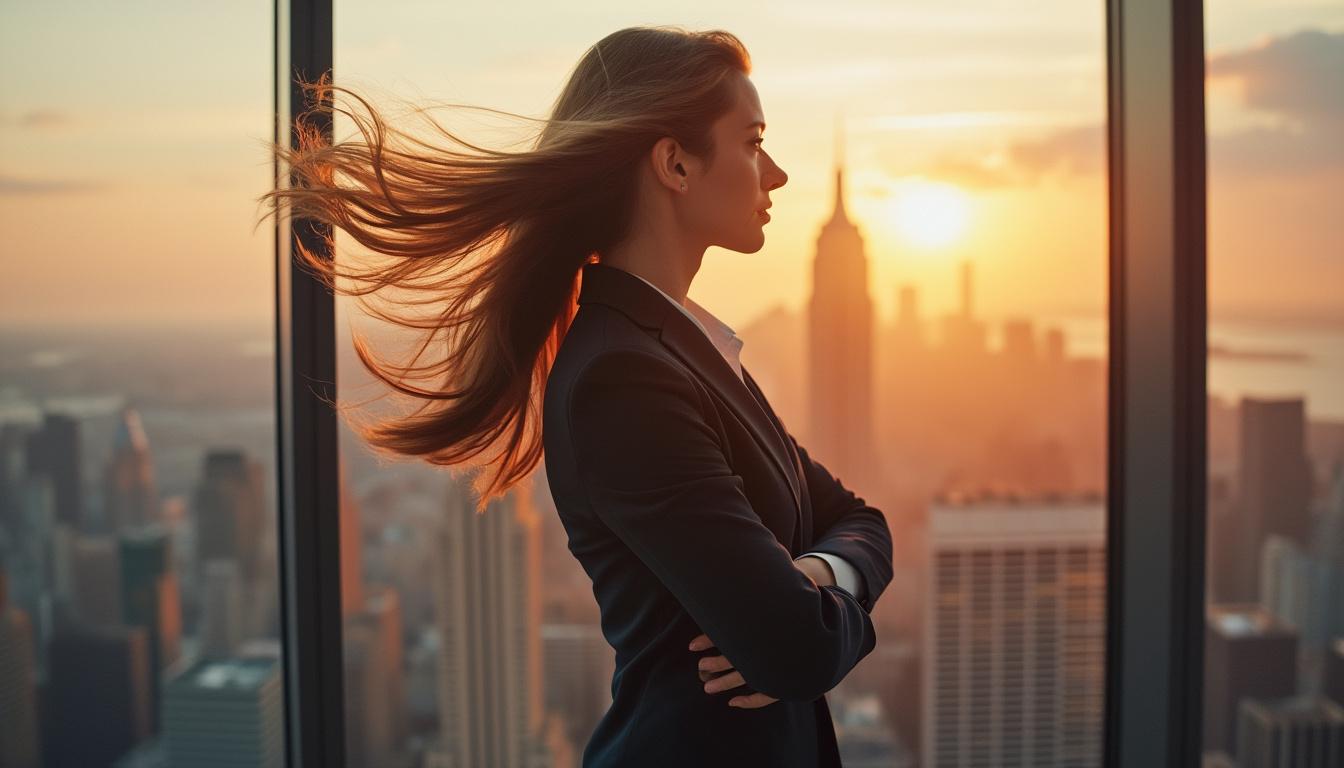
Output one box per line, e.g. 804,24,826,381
923,494,1106,767
541,623,614,757
807,121,876,486
344,585,407,768
1235,695,1344,768
102,408,158,532
1204,604,1299,756
24,412,84,528
198,558,245,659
193,450,266,583
43,610,152,767
64,531,122,627
119,524,183,734
430,478,546,768
1237,399,1314,596
0,566,41,768
161,657,284,768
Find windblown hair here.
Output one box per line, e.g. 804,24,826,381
257,26,752,512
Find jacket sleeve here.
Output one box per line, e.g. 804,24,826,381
565,347,876,702
789,436,894,614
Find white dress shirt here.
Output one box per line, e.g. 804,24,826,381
625,270,865,602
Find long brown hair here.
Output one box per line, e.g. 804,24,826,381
257,26,752,512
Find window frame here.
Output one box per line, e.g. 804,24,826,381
275,0,344,766
1103,0,1208,766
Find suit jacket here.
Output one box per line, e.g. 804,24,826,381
542,261,894,767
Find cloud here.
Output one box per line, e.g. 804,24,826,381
1208,28,1344,122
900,28,1342,188
16,109,76,131
0,174,109,196
899,124,1103,189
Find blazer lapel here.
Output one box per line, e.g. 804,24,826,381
576,262,804,519
742,365,812,554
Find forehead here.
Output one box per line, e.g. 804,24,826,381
721,72,765,130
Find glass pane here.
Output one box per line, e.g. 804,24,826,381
332,5,1107,766
1201,2,1344,764
0,3,283,766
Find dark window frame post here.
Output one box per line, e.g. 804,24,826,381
274,0,343,765
1104,1,1208,766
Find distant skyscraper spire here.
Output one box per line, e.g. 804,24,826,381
829,110,849,226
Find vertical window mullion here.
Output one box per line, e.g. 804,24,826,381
275,0,342,765
1104,1,1208,767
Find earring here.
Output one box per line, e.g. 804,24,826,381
680,182,686,190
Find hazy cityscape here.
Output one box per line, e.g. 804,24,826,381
2,153,1341,765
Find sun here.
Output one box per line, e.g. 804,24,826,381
889,180,972,248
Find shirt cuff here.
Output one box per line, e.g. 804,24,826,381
795,552,865,601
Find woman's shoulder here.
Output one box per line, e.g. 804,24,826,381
544,306,699,422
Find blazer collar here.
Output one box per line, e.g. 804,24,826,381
576,261,803,517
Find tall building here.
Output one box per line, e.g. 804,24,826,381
1204,605,1299,756
63,530,123,627
541,623,615,757
939,261,989,359
43,610,152,767
1235,399,1314,599
102,407,158,532
430,478,546,768
344,585,407,768
807,120,876,486
1235,695,1344,768
161,657,284,768
119,524,183,735
24,412,84,528
198,558,245,659
193,450,266,584
923,494,1106,767
0,566,41,768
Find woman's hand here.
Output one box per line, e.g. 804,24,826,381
689,633,780,709
686,558,833,709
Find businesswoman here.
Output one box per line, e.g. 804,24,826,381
262,25,893,767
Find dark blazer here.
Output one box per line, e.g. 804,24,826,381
542,261,894,767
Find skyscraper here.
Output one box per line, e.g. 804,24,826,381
161,657,284,768
24,412,83,528
1204,605,1299,756
430,477,546,768
0,566,40,768
102,407,158,532
119,524,183,734
807,117,876,487
193,450,266,584
923,494,1106,767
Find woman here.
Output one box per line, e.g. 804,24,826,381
263,25,892,767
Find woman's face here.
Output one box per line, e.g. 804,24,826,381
690,71,788,254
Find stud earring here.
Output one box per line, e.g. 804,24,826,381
680,182,686,190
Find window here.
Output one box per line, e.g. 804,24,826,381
1200,2,1344,764
0,2,282,766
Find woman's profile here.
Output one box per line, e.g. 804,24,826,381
260,24,893,767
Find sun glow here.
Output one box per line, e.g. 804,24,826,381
889,180,972,248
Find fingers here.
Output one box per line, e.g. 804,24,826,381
688,633,713,652
697,654,734,675
728,692,780,709
703,670,745,694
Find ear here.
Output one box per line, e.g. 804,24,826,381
650,136,691,192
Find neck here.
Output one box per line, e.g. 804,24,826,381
600,240,703,307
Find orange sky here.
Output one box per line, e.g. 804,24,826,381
1,2,1340,331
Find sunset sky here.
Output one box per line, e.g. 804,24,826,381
1,0,1340,331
